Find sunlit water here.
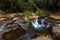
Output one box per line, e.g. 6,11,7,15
31,18,46,30
31,18,52,31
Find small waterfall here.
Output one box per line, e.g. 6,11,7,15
0,23,7,31
31,18,52,30
31,19,38,29
31,18,43,30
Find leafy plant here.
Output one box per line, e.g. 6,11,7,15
56,31,60,36
35,9,49,16
25,20,30,28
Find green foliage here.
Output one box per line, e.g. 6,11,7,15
56,31,60,36
17,0,25,9
0,0,60,12
35,9,49,16
32,0,60,12
25,20,30,28
23,11,32,17
17,0,34,11
0,0,23,12
48,0,53,5
33,0,50,9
